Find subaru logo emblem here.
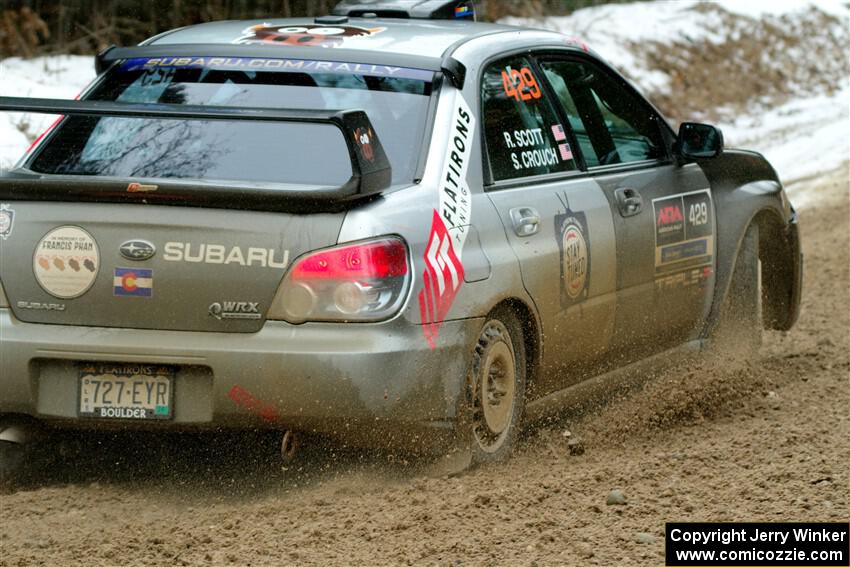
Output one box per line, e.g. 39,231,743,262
119,240,156,261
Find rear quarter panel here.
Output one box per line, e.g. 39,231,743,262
338,81,531,336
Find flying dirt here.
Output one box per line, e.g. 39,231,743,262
0,166,847,566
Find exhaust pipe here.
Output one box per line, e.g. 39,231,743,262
0,424,30,444
280,430,298,462
0,419,47,490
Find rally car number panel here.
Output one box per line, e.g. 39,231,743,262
652,189,714,274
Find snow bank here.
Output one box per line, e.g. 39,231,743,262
0,55,94,170
715,0,849,19
723,86,849,186
503,1,849,197
0,3,846,199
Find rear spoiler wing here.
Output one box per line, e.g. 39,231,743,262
0,96,392,212
93,43,465,89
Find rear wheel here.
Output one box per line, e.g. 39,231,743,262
713,223,763,357
465,310,527,464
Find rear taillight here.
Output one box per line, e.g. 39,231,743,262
267,237,410,323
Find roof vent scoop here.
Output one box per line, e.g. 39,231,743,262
315,15,349,24
332,0,476,20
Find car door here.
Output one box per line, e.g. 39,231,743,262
537,55,716,360
480,54,618,395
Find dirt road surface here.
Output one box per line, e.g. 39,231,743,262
1,166,848,566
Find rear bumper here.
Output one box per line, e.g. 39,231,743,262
0,309,481,446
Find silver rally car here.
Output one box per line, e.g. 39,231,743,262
0,0,802,480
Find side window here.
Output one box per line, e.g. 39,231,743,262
481,56,577,182
540,59,665,167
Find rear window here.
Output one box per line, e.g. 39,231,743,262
29,57,434,186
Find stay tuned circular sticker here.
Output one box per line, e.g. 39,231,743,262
33,226,100,299
562,221,588,300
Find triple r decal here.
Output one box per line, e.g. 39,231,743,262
419,94,475,349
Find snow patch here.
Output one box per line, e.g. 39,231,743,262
721,85,850,205
715,0,850,19
0,55,95,170
0,3,847,206
504,1,849,206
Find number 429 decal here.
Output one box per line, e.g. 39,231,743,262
689,201,708,226
502,67,542,102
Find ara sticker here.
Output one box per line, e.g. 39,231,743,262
33,226,99,299
0,204,14,240
554,193,590,307
234,23,385,47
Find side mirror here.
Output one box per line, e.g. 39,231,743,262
675,122,724,160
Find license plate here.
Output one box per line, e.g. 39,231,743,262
79,363,174,420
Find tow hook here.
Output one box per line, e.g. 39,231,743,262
280,430,298,462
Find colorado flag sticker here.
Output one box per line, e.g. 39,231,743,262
113,267,153,297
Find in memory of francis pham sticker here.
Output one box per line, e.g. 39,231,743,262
419,94,475,349
0,204,14,240
33,226,100,299
652,189,714,274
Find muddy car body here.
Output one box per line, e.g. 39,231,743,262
0,1,802,476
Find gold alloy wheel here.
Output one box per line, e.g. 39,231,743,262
472,320,517,453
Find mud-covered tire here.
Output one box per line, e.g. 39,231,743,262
463,309,527,465
0,440,27,492
714,223,763,357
